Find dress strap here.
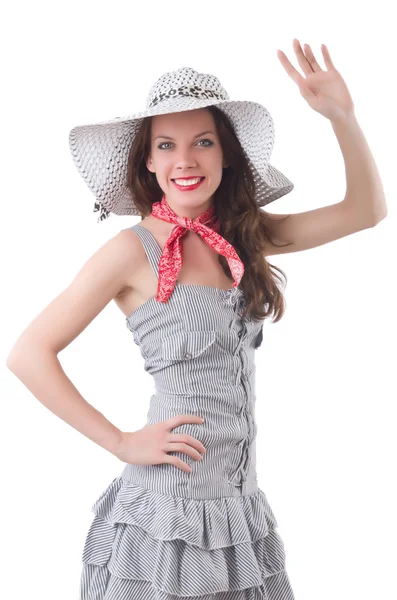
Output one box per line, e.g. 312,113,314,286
125,223,163,279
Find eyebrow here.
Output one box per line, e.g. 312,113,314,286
153,130,216,141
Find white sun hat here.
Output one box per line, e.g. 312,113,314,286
68,66,294,222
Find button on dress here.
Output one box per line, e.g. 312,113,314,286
79,223,295,600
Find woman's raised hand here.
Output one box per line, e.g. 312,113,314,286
277,38,355,123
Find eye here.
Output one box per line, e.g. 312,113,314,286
157,139,214,150
197,139,213,147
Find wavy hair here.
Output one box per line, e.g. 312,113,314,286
126,105,293,322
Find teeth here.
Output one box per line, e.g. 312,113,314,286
174,177,203,186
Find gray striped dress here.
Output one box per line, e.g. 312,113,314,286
79,223,295,600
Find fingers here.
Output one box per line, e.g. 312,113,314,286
321,43,337,71
163,442,204,473
277,46,306,87
163,414,207,472
163,454,193,473
302,43,323,72
166,414,204,430
169,433,206,454
292,39,317,76
277,39,332,83
164,441,204,462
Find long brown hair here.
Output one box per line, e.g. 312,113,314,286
126,105,293,322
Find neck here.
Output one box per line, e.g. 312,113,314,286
162,195,214,221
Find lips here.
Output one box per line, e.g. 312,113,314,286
171,177,205,182
171,177,205,191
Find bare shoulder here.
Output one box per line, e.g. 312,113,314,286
76,226,147,298
7,227,146,360
113,226,147,292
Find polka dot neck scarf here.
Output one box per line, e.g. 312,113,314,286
150,195,244,303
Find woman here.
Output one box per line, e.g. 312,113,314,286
6,40,387,600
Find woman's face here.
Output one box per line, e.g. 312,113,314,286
146,108,227,218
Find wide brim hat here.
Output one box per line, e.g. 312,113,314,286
68,66,294,222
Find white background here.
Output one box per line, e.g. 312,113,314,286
1,1,395,599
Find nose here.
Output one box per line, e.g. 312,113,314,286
174,146,198,170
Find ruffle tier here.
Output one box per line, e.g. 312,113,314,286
79,476,295,600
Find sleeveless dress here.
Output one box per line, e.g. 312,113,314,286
79,223,296,600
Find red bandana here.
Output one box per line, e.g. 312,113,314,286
151,194,244,303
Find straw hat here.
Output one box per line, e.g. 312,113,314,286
68,66,294,222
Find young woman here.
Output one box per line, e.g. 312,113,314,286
7,40,387,600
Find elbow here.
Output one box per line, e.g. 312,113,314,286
365,209,387,229
6,341,48,374
373,200,388,225
6,348,26,374
375,209,388,224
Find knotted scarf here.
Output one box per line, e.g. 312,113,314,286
150,195,244,302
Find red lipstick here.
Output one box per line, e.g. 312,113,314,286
172,177,205,192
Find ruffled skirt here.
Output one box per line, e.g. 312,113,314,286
79,477,295,600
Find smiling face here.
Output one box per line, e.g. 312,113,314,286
146,108,227,219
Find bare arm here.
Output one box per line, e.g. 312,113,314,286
6,229,141,457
